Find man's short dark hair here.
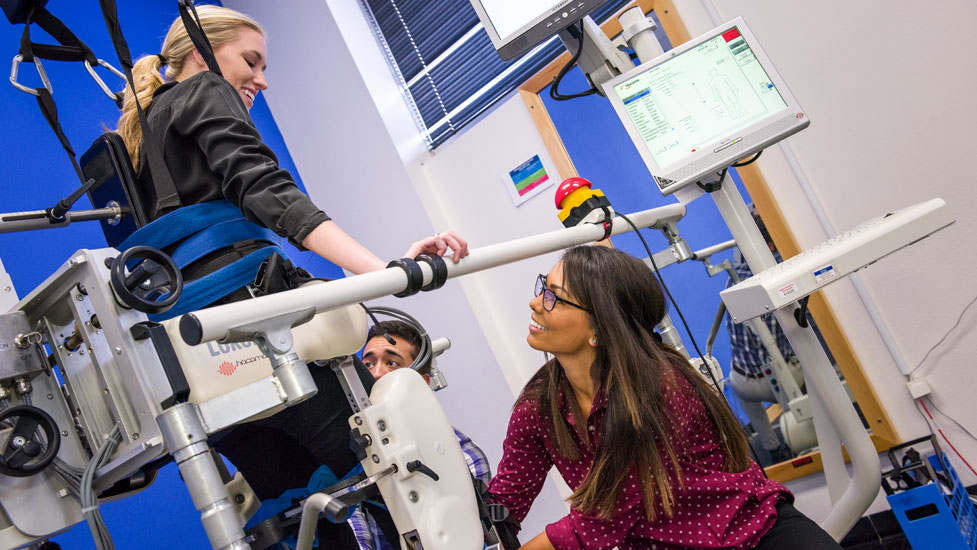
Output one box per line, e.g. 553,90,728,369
367,320,431,375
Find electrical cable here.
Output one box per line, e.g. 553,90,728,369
917,398,977,478
549,21,600,101
80,424,123,550
365,306,433,374
732,151,762,167
909,291,977,376
924,398,977,444
616,213,769,473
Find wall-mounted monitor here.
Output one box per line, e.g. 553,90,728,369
470,0,610,61
603,16,809,197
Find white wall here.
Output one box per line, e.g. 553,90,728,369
222,0,568,538
229,0,977,532
673,0,977,516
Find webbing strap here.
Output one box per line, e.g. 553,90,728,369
97,0,181,216
177,0,221,76
20,7,97,65
17,7,94,189
119,201,243,251
170,218,280,269
149,246,279,321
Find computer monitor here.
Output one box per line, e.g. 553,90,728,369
469,0,610,61
603,16,809,197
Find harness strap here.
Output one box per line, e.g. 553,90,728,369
123,201,288,321
119,201,243,251
97,0,182,216
177,0,222,76
149,246,280,321
20,6,97,65
170,218,279,269
16,7,95,190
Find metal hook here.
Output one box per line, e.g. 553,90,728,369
84,58,127,103
9,54,52,96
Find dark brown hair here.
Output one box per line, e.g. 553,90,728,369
517,245,750,521
367,320,430,375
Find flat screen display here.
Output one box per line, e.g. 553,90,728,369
613,27,787,169
603,17,808,198
470,0,609,61
479,0,561,41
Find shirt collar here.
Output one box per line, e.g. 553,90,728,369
558,382,607,428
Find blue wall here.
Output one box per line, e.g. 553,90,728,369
540,26,754,422
0,2,338,548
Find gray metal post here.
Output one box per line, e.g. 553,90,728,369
157,403,250,550
711,181,880,540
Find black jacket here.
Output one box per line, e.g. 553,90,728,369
136,71,329,250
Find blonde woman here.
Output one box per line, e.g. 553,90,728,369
116,7,465,548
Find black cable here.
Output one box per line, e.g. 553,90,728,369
360,303,396,345
732,151,762,167
549,21,599,101
617,213,707,365
617,212,770,473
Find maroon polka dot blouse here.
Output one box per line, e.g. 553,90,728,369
487,368,792,549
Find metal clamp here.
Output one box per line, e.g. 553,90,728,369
9,54,52,96
83,58,126,103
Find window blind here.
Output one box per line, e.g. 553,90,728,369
361,0,632,148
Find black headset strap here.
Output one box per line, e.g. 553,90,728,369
97,0,181,217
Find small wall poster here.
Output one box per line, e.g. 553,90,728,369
504,154,553,206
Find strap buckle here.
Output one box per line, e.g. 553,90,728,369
9,53,52,96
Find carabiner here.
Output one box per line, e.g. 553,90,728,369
84,58,127,103
9,54,52,96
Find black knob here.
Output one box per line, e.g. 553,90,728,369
406,460,439,481
0,405,61,478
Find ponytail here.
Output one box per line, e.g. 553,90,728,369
116,54,166,169
113,5,263,169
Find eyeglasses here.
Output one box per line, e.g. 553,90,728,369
535,274,587,312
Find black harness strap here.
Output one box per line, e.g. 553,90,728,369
96,0,181,218
177,0,222,76
15,6,97,221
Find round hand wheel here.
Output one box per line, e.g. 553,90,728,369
108,245,183,314
0,405,61,478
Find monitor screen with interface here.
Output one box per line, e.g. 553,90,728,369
470,0,610,61
603,16,809,197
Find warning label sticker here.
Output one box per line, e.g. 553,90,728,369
777,282,796,298
813,265,837,284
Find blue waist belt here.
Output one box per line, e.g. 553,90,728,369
119,200,287,320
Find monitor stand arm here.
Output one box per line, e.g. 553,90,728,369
557,16,632,95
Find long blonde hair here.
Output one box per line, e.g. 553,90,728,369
116,5,263,168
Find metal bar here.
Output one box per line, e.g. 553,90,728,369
180,204,687,346
712,182,879,540
691,239,736,260
0,206,123,234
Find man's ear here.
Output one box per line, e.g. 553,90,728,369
422,373,430,384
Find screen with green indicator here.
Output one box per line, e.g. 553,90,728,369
612,27,788,169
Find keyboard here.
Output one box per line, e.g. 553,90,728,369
720,198,953,322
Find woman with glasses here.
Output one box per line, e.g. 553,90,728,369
487,245,841,550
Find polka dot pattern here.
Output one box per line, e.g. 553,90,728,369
487,369,791,550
